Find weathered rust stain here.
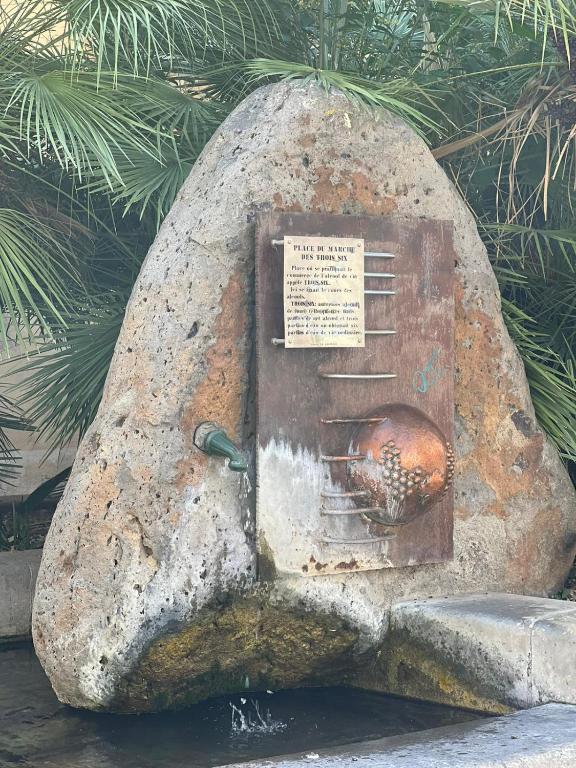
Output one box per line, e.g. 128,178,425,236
506,504,572,590
454,280,546,522
177,268,249,487
309,167,398,215
335,559,359,570
272,192,304,212
299,133,316,148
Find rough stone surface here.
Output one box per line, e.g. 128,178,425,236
225,704,576,768
370,593,576,713
0,550,41,640
32,81,576,711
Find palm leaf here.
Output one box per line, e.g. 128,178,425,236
0,391,32,487
437,0,576,54
3,69,162,184
14,294,126,453
0,208,79,351
484,221,576,274
243,59,442,135
502,298,576,460
61,0,283,78
86,142,193,222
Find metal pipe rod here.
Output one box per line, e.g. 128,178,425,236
321,509,364,516
364,272,395,278
320,535,395,544
322,507,388,516
321,417,388,424
320,490,369,498
320,373,396,379
365,289,396,295
320,454,366,462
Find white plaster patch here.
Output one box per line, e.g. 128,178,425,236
257,438,392,576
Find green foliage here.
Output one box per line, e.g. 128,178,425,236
15,295,126,452
0,0,574,484
0,209,77,349
244,59,441,134
0,467,71,551
0,392,31,487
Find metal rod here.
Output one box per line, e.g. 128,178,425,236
321,509,364,516
365,289,396,295
321,417,388,424
320,454,365,462
320,535,395,544
320,490,369,498
364,272,395,278
322,507,387,516
320,373,397,379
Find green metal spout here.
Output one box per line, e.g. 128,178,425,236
193,422,247,473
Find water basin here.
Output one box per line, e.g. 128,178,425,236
0,645,485,767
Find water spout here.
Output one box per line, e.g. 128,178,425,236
193,422,247,472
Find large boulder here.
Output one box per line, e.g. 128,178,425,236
32,81,576,712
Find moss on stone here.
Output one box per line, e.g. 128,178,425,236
111,596,359,712
359,631,512,715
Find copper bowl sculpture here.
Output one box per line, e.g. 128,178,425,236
347,404,454,526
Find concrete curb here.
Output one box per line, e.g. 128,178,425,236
0,549,42,641
223,703,576,768
370,593,576,712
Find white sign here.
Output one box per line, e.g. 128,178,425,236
283,236,365,348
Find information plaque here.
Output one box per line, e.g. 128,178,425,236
256,212,455,577
283,236,365,348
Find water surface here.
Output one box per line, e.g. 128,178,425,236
0,644,484,767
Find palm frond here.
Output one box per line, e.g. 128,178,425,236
244,58,443,135
485,221,576,273
119,75,226,140
0,391,32,487
86,141,193,222
437,0,576,55
62,0,284,78
3,70,162,183
14,294,126,453
503,297,576,460
0,208,79,351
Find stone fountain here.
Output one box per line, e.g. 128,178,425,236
31,81,576,713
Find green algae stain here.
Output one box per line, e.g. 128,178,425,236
357,632,513,715
111,597,359,712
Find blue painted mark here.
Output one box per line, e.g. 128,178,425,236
413,348,446,394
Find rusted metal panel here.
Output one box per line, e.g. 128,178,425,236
255,212,455,576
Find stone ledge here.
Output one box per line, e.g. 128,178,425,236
0,550,42,640
223,703,576,768
369,592,576,712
